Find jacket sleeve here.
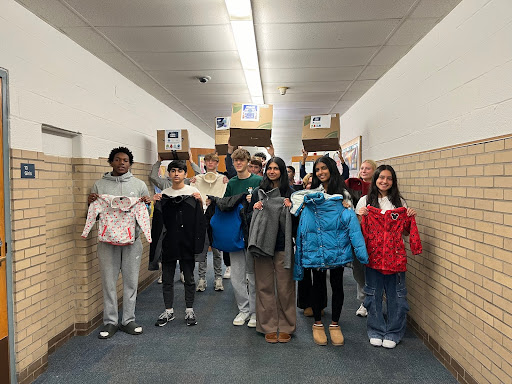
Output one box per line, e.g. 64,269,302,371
225,153,236,179
280,207,294,269
81,198,106,238
300,163,306,179
407,216,423,255
342,163,349,180
191,161,201,175
149,201,163,267
194,200,207,254
345,209,369,264
149,161,171,191
134,201,152,243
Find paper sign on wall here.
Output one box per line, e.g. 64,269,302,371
216,117,230,130
241,104,260,121
165,129,182,150
310,115,331,129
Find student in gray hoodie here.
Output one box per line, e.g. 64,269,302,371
88,147,151,339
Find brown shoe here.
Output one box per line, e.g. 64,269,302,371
312,324,327,346
278,332,291,343
265,332,279,344
329,325,344,346
303,307,313,317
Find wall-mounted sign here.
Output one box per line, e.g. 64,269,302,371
21,163,35,178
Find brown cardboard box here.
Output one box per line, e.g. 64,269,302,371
229,103,273,146
215,117,230,155
302,113,340,152
157,129,190,160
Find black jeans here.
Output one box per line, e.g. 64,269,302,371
312,267,344,322
223,251,231,267
162,259,195,308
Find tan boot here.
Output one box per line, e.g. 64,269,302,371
303,307,313,317
312,324,327,346
329,325,344,346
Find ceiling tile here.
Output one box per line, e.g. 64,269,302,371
147,69,247,86
272,101,336,110
349,80,377,92
387,18,440,46
253,0,416,23
97,25,236,52
274,108,332,120
410,0,463,18
263,81,351,94
261,67,363,83
16,0,88,27
371,45,412,66
259,47,377,68
61,27,118,53
171,83,250,96
256,20,401,50
64,0,229,27
359,65,390,80
127,51,241,71
264,93,340,103
176,94,250,105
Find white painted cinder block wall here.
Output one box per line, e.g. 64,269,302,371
0,0,214,163
339,0,512,161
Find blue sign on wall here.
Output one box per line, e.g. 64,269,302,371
21,163,35,178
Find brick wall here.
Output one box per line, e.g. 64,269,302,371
383,136,512,384
10,149,155,383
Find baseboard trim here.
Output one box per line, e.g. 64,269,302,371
407,316,478,384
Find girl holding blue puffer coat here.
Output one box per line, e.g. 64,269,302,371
291,156,368,347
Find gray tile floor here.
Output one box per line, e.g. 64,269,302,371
35,254,457,384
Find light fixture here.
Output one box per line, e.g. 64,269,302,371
277,86,288,96
225,0,264,105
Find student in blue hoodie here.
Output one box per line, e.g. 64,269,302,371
88,147,151,339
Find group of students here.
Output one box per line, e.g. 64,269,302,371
85,145,421,349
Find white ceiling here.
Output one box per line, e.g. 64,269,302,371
15,0,462,161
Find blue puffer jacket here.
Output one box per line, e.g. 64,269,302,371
294,192,368,281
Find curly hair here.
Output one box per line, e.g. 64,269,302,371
108,147,133,164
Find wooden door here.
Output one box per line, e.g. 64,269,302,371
0,77,9,384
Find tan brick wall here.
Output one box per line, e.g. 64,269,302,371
383,137,512,384
10,149,155,380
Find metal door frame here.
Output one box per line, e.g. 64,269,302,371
0,67,16,384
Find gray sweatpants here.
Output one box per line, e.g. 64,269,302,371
230,249,256,314
352,257,366,302
97,238,142,326
197,236,223,280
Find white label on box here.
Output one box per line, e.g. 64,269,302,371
165,129,182,150
310,115,331,129
241,104,260,121
215,117,230,130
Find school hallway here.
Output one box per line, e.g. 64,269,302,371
33,253,456,384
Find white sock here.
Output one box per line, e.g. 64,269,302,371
166,308,174,314
185,307,194,313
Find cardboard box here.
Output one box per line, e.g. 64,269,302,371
215,117,230,155
229,103,273,147
157,129,190,160
302,113,340,152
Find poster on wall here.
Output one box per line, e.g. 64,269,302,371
341,136,362,178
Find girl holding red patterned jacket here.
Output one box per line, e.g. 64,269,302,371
356,165,422,349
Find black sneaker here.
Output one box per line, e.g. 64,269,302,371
155,310,175,327
185,310,197,326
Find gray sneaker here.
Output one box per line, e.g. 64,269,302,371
214,278,224,291
196,278,207,292
185,310,197,326
155,310,175,327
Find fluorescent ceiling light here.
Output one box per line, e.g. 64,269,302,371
225,0,264,105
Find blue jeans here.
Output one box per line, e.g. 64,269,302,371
363,267,410,344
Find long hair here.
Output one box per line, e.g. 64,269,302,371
311,156,354,199
260,157,291,197
366,164,404,208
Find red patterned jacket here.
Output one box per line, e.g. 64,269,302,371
361,206,422,274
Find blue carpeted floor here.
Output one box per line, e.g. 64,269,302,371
35,253,456,384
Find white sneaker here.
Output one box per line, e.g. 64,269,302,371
356,303,368,317
223,266,231,279
157,273,162,284
382,339,397,349
247,313,257,328
214,278,224,291
180,271,185,283
196,278,207,292
370,338,383,347
233,312,250,326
